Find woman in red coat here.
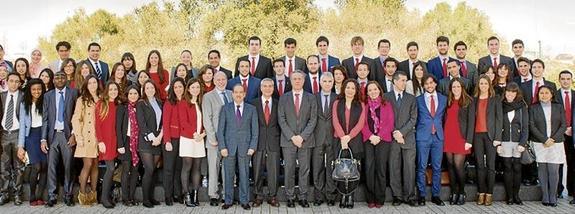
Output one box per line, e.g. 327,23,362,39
145,50,169,101
95,82,122,208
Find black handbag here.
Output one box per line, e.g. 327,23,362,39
521,142,536,165
331,149,361,182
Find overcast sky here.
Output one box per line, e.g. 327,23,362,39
1,0,573,59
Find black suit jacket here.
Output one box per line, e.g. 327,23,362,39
529,103,566,143
467,96,503,143
341,56,373,80
271,76,292,99
251,97,281,152
136,99,163,150
555,89,575,127
478,55,515,79
501,104,529,146
398,59,428,80
0,90,24,128
115,104,135,161
234,55,273,79
520,80,557,105
314,92,337,146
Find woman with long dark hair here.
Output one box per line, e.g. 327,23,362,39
13,58,31,87
332,79,366,208
162,77,186,206
17,79,47,206
38,68,54,91
145,50,169,101
137,80,164,208
332,66,348,95
493,64,512,95
467,74,502,206
95,82,122,208
444,78,472,205
121,52,138,84
110,62,129,95
60,58,76,87
406,62,426,96
116,85,141,207
198,65,215,93
73,60,95,91
172,63,191,81
71,75,101,205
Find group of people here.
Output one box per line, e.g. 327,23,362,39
0,34,573,210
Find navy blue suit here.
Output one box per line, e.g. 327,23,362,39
303,72,322,94
87,59,110,83
427,56,455,80
415,92,447,197
227,76,261,102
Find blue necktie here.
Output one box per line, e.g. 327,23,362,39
95,62,102,80
58,91,65,122
397,93,402,107
221,92,229,105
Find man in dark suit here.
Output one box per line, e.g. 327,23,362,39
316,36,340,73
311,72,337,206
511,39,526,73
217,84,258,211
454,41,479,86
303,55,322,94
0,73,23,205
271,59,291,99
427,36,454,80
376,57,399,93
86,42,109,83
356,62,370,98
385,71,418,206
438,59,471,96
513,57,532,85
228,59,261,102
278,70,318,208
341,36,373,79
42,71,79,207
0,44,13,72
208,49,233,79
372,39,393,81
398,41,428,80
234,36,273,79
415,75,447,206
556,70,575,201
250,78,281,207
279,38,306,77
478,36,515,79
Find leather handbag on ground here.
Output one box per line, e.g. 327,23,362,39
520,142,536,165
331,149,360,182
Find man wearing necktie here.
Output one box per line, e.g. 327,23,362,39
398,41,428,81
316,36,341,73
304,55,322,94
279,38,306,77
556,71,575,202
426,36,452,80
0,73,23,205
233,36,273,79
227,59,261,102
271,59,292,99
341,36,373,80
217,84,258,211
42,71,79,207
478,36,515,80
86,43,109,83
454,41,479,87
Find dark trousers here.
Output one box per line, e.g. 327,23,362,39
223,153,250,205
559,134,574,196
503,157,522,200
0,131,24,197
364,141,391,204
389,142,416,201
252,150,280,199
283,146,312,200
311,142,337,201
162,138,182,199
120,159,139,202
47,132,75,199
474,132,496,194
101,160,115,203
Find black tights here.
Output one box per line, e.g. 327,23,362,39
29,161,47,201
101,160,115,203
445,152,466,194
503,157,522,200
121,160,139,202
181,157,202,194
141,153,160,203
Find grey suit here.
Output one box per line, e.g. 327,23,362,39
202,89,232,199
311,92,337,201
217,102,258,205
278,91,318,200
41,87,79,199
384,91,418,201
280,56,306,74
0,91,24,197
462,60,479,87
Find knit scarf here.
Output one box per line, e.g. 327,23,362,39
128,102,140,166
368,96,382,134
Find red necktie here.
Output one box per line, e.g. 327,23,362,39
565,91,572,126
288,59,293,77
430,95,436,134
251,57,256,75
493,57,498,69
460,60,468,77
313,76,319,94
294,93,300,117
533,81,540,104
321,58,327,72
355,57,360,68
278,80,284,97
264,100,270,125
360,82,366,98
442,58,447,78
242,79,248,92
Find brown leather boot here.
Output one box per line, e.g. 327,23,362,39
78,191,87,205
484,194,493,206
476,193,485,205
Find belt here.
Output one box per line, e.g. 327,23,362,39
2,129,19,135
55,129,64,133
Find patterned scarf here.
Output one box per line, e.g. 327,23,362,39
368,96,382,134
128,102,140,166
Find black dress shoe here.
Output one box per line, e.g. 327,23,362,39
150,199,160,206
241,203,251,210
431,197,445,206
252,198,263,207
569,199,575,204
345,196,354,209
287,199,296,208
449,194,456,205
417,197,425,206
339,197,346,208
165,198,173,206
221,203,233,210
549,203,558,207
542,202,549,206
143,201,154,208
45,198,57,207
327,200,336,206
299,200,310,208
457,193,466,205
64,195,74,206
210,198,220,206
14,196,22,206
506,199,513,205
406,199,418,207
392,197,403,206
313,200,323,206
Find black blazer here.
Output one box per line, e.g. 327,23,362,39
554,89,575,127
314,92,337,146
115,104,136,161
271,76,292,99
478,55,515,79
341,56,373,80
529,102,566,143
334,99,364,157
250,97,281,152
520,80,557,105
501,104,529,146
136,99,163,154
234,55,273,79
444,102,470,140
467,96,503,143
398,59,428,80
